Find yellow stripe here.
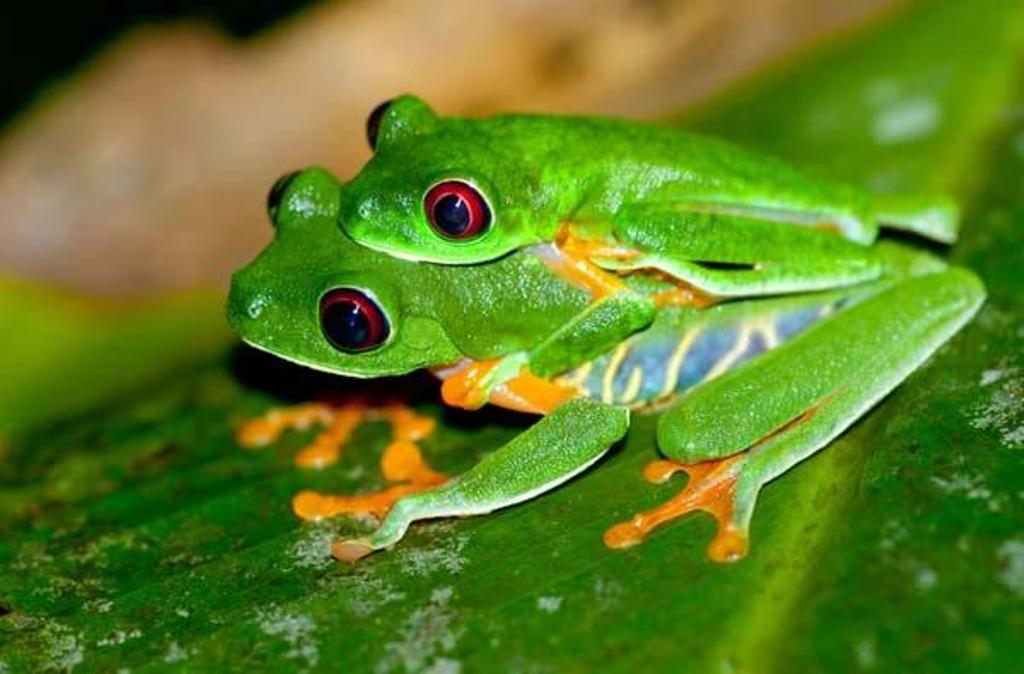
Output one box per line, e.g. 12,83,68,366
661,328,701,397
753,318,780,350
556,361,593,390
602,343,630,404
619,367,644,405
705,324,752,381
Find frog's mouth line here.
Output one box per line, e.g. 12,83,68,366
240,337,396,380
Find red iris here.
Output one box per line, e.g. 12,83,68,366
424,180,491,240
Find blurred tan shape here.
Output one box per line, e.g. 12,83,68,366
0,0,896,296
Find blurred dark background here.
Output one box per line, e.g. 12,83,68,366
1,1,314,124
0,0,895,297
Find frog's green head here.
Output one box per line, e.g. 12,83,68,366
227,167,462,378
337,95,562,265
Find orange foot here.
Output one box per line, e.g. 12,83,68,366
604,453,749,563
436,358,577,415
236,402,447,522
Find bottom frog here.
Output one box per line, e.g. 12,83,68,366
227,169,984,563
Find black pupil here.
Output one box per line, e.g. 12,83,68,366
267,171,298,222
322,299,371,350
434,194,471,236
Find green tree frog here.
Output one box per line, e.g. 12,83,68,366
340,95,956,295
229,155,982,563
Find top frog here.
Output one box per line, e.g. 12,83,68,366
337,94,957,305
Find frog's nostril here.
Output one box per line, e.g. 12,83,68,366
227,282,271,332
245,294,270,320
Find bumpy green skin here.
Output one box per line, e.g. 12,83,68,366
228,151,983,561
338,95,958,273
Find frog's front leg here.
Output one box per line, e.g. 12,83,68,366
436,290,656,414
607,266,984,561
333,397,629,562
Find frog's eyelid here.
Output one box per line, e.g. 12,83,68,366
366,99,393,150
267,170,300,224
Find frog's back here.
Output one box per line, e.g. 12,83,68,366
474,113,866,215
473,112,955,245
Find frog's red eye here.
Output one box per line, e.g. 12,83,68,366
320,289,390,352
366,99,392,150
424,180,491,240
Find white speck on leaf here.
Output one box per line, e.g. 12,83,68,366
980,367,1012,387
879,519,908,551
930,473,1005,512
255,606,319,669
914,566,938,590
854,636,877,669
536,596,563,613
41,621,84,672
996,539,1024,597
423,659,462,674
971,366,1023,448
96,629,142,647
342,575,406,618
83,599,113,614
290,523,340,570
163,641,191,664
394,527,468,577
593,578,623,610
375,586,464,674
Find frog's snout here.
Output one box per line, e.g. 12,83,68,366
226,274,273,335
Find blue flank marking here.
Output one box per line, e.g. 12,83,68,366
567,298,845,407
677,328,737,390
733,330,768,369
614,336,676,400
579,361,605,396
776,306,824,340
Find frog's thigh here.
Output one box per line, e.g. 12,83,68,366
658,267,985,464
613,268,982,559
332,398,630,562
638,256,878,299
609,208,880,298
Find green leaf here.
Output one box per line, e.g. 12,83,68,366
2,0,1023,672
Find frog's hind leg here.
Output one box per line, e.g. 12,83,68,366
605,454,750,561
607,267,984,561
872,193,958,244
605,206,883,300
332,398,629,563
